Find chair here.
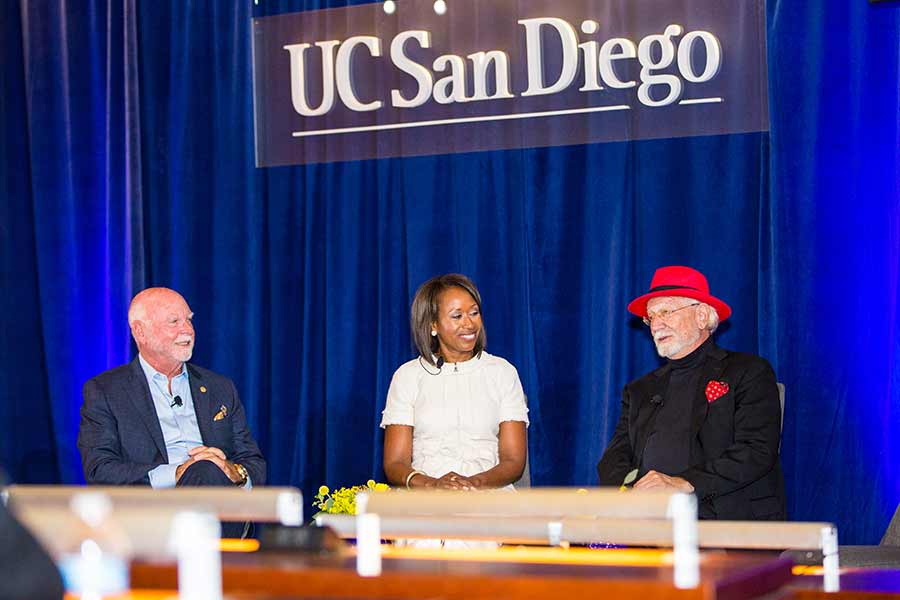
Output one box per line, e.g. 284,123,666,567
777,382,785,452
513,395,531,488
514,449,531,488
784,439,900,568
777,382,785,433
881,504,900,546
802,504,900,568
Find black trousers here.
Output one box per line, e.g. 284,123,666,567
176,461,248,538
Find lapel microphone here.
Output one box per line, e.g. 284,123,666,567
436,357,445,369
650,394,664,406
170,395,183,408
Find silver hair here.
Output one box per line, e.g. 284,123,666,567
701,302,720,333
127,300,146,327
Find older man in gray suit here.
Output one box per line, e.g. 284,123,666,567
77,288,265,490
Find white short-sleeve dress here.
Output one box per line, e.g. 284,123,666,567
380,351,529,486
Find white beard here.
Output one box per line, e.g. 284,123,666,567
149,337,194,364
653,328,701,359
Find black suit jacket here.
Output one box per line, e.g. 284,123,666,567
597,344,786,520
78,358,266,486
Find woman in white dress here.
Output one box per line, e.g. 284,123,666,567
381,274,529,494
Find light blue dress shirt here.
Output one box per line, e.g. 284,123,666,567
140,355,252,489
140,355,204,488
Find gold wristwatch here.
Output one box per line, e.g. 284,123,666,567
233,463,249,486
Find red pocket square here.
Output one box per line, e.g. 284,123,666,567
705,380,729,403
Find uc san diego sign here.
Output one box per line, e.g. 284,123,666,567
252,0,767,166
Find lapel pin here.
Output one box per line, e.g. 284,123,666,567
200,386,207,393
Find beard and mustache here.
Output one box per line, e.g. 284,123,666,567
149,335,195,363
652,326,701,359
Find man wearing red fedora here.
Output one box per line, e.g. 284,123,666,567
597,266,786,520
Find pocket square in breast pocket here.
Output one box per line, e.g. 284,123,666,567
213,404,228,421
705,380,729,403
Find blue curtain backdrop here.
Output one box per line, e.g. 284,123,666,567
1,0,898,544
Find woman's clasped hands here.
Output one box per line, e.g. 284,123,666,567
432,471,483,491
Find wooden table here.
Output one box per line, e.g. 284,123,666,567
132,546,795,600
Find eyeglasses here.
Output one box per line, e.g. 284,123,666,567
642,303,700,327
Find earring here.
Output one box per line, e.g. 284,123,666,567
431,330,437,336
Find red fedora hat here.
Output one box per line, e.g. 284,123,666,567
627,266,732,321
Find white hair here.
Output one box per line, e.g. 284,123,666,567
701,302,720,333
127,299,147,328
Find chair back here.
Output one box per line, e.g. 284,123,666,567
513,394,531,488
881,504,900,546
777,382,785,452
777,382,785,433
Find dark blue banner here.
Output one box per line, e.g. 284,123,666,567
253,0,768,165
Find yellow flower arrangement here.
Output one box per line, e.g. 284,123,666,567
313,479,390,515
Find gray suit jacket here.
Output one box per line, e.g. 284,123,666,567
78,358,266,486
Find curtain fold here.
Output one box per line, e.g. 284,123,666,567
2,0,142,482
1,0,898,544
